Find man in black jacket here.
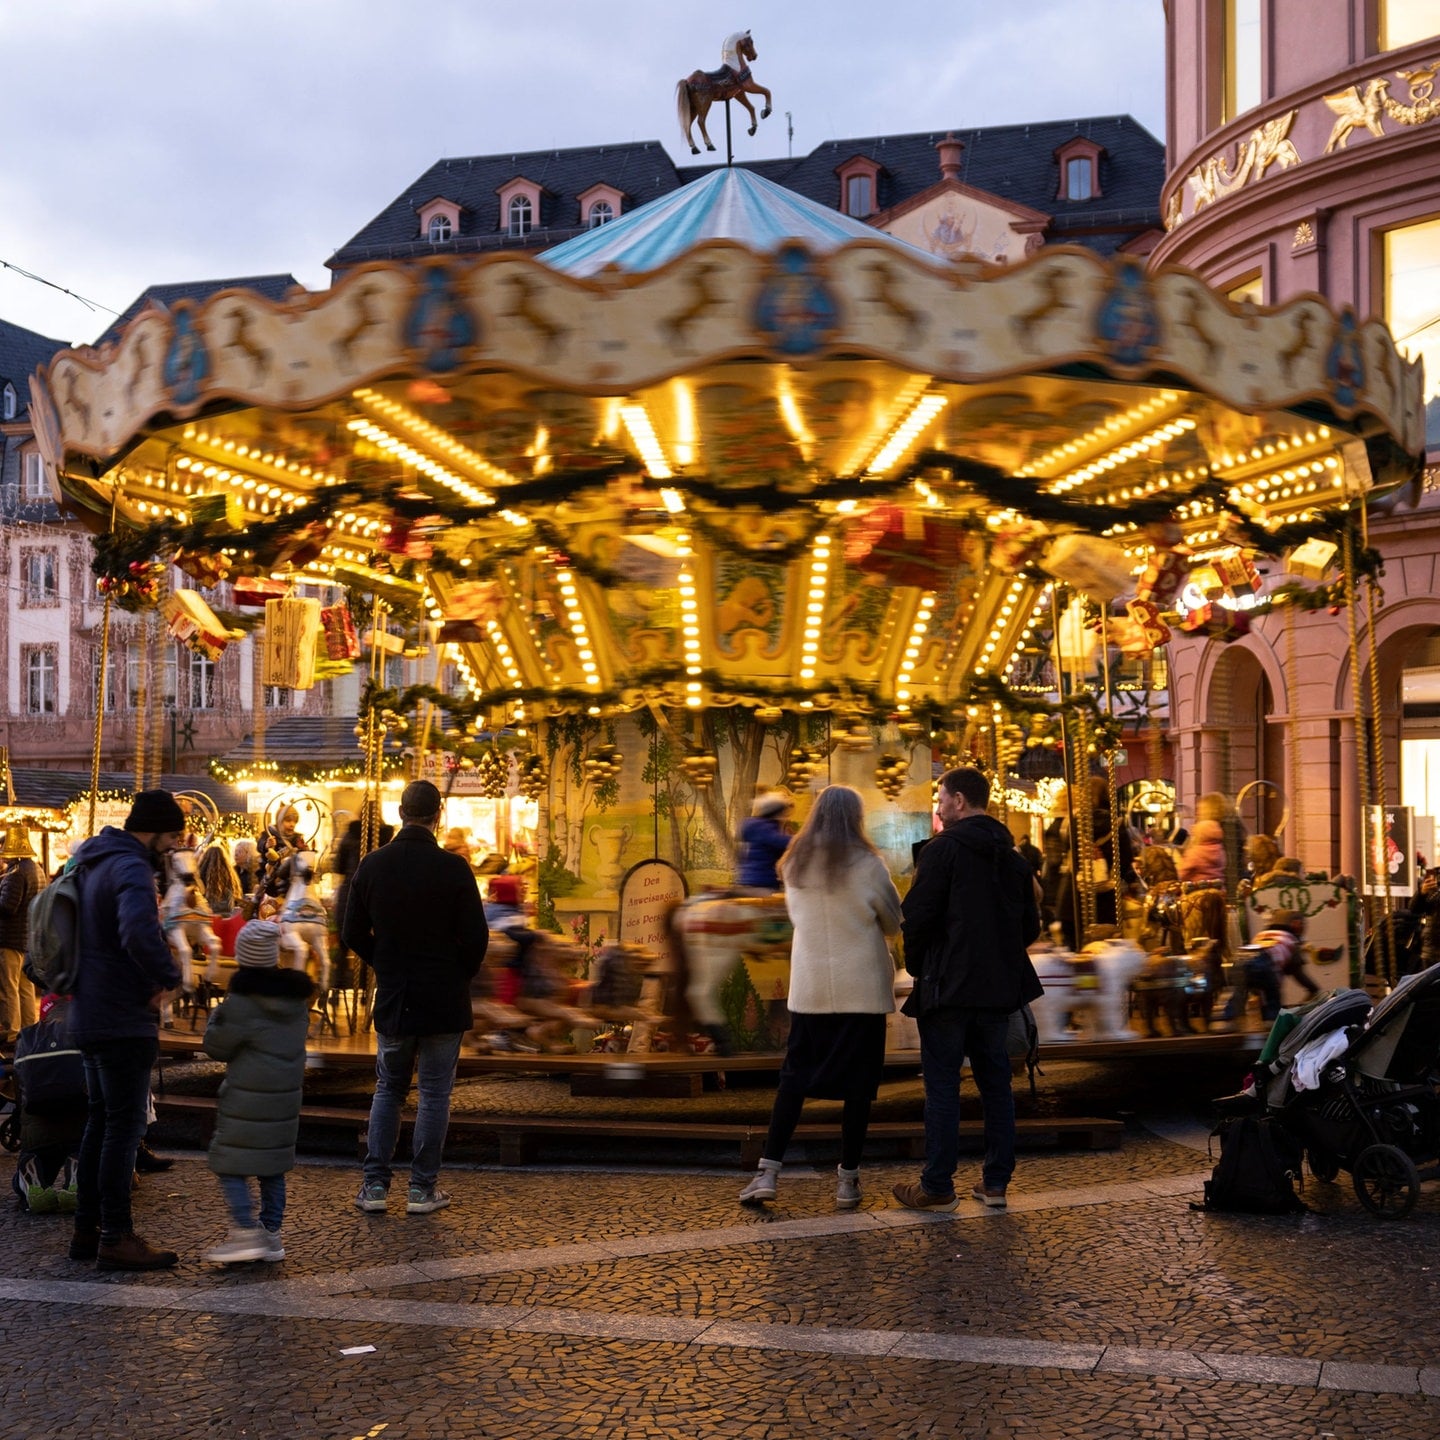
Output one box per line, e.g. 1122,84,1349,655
893,768,1042,1213
343,780,486,1215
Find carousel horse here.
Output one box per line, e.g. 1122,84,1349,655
667,890,793,1053
1029,936,1147,1043
161,848,223,1018
279,850,331,998
676,30,772,154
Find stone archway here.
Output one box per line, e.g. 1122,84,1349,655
1198,643,1284,834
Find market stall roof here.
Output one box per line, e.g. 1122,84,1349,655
540,163,930,276
216,715,406,783
9,768,245,813
28,227,1426,725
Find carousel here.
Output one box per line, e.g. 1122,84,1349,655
27,120,1426,1065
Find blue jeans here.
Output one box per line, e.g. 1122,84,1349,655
76,1036,159,1241
916,1007,1016,1196
363,1031,463,1191
218,1173,286,1232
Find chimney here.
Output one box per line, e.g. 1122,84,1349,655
936,132,963,182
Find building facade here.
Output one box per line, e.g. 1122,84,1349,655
1154,1,1440,876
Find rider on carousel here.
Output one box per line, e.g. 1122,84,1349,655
256,806,302,902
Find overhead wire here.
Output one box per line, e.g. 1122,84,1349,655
0,258,119,316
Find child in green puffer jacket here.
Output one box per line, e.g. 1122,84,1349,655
201,920,314,1265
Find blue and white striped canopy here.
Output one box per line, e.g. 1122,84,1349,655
541,164,930,276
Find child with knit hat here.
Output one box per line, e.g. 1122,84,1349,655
201,920,314,1264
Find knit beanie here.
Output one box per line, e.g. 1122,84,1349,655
752,792,793,818
124,789,186,833
234,919,282,968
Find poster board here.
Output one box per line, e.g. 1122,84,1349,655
1364,805,1416,899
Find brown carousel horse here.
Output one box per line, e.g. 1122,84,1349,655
676,30,773,154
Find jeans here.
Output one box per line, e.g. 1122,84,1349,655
1223,956,1281,1022
218,1173,286,1232
363,1031,463,1190
916,1007,1016,1196
76,1036,159,1241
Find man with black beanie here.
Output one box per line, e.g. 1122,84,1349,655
344,780,487,1215
67,789,186,1271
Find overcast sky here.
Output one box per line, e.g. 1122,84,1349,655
0,1,1165,348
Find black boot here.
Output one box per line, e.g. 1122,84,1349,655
134,1145,173,1174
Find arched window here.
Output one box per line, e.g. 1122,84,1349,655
427,214,452,243
588,200,614,229
2,383,15,420
508,195,532,238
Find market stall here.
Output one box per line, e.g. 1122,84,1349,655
28,164,1425,1054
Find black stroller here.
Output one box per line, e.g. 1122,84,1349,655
1256,966,1440,1218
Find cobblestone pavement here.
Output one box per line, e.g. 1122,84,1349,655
2,1116,1439,1440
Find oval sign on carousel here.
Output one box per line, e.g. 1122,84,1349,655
618,859,687,949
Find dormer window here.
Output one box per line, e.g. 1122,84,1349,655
578,182,625,233
835,156,882,219
508,195,532,238
417,197,462,244
588,201,614,229
1054,136,1105,202
1,383,14,420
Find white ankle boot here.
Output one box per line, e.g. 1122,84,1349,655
835,1165,862,1210
739,1158,781,1204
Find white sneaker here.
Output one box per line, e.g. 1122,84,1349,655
261,1227,285,1262
205,1226,271,1265
835,1166,862,1211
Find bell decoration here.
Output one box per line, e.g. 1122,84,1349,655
477,748,507,799
785,745,823,790
874,753,908,800
519,754,547,801
680,750,719,788
835,718,874,753
583,745,623,785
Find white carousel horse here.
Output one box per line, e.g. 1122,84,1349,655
668,890,793,1052
161,848,222,996
676,31,773,154
1029,937,1147,1043
279,850,330,996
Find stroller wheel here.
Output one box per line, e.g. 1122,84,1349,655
1307,1149,1340,1184
1352,1143,1421,1220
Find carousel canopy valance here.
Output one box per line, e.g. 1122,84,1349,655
29,229,1425,722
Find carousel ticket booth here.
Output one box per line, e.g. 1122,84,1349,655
30,162,1425,1064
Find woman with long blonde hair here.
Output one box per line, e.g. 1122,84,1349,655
739,785,901,1211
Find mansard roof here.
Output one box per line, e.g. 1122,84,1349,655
327,114,1163,271
0,318,68,418
97,274,302,347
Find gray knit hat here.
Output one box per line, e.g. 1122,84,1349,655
234,919,282,968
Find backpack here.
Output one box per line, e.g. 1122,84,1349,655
1006,1002,1042,1097
24,869,84,995
1199,1115,1307,1214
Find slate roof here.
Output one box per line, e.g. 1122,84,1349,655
221,715,403,767
327,115,1162,271
96,274,303,347
0,318,68,419
9,767,246,813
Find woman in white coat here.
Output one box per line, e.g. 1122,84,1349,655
739,785,902,1210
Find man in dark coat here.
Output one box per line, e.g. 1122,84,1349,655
343,780,486,1215
68,789,186,1271
893,767,1042,1213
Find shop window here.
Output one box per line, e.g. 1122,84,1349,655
427,214,452,243
587,200,614,229
22,451,47,502
1223,0,1262,122
23,645,57,715
1384,216,1440,452
1381,0,1439,50
189,651,216,710
19,548,58,607
508,195,532,238
2,383,15,420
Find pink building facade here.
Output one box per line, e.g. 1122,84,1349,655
1154,2,1440,877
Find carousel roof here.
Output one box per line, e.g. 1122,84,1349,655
541,164,930,276
28,231,1426,725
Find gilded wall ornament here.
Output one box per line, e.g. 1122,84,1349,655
1187,112,1300,214
1292,220,1315,249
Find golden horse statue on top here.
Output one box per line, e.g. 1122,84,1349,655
676,30,773,154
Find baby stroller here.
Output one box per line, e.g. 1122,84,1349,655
1260,965,1440,1218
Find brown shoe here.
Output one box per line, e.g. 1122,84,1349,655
891,1181,960,1212
96,1232,178,1271
68,1226,100,1262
